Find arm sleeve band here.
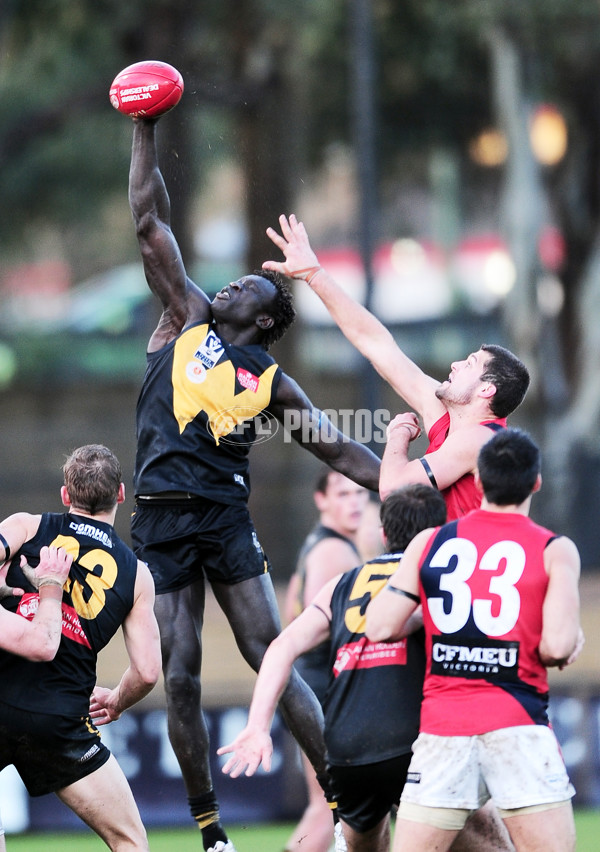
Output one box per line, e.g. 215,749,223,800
419,457,439,489
0,533,10,561
385,584,420,603
310,603,332,623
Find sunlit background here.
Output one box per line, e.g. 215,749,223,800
0,0,599,837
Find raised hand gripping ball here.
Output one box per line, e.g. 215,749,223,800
109,60,184,118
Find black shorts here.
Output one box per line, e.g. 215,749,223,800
329,753,412,833
131,496,271,594
0,701,110,797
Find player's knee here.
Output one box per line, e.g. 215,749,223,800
163,668,201,707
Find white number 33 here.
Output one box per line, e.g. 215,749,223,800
427,538,525,636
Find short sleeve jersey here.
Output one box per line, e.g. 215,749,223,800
417,509,556,736
324,553,425,766
426,412,506,519
134,322,282,503
0,512,138,716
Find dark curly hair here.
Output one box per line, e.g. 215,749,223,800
479,344,530,418
253,269,296,349
380,484,447,553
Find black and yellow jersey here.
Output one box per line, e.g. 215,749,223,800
134,322,282,503
0,512,138,716
324,553,425,766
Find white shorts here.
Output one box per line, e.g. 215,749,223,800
400,726,575,812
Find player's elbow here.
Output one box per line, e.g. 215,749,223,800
136,653,162,690
378,482,392,502
142,659,162,688
364,611,394,644
27,637,60,663
539,632,578,667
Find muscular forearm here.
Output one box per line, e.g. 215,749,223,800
308,268,391,359
379,423,429,499
18,585,64,661
109,665,158,716
129,119,170,226
246,641,294,732
322,442,380,491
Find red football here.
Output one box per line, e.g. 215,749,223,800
109,60,184,119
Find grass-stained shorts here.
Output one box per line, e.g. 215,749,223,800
400,725,575,816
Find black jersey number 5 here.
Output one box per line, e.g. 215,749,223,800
344,563,395,634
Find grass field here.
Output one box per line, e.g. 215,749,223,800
6,809,600,851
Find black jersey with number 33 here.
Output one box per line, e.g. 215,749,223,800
0,512,138,716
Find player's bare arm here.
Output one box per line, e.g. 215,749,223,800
0,546,72,661
302,537,361,606
379,413,425,500
0,511,42,563
381,421,495,502
129,118,211,351
365,530,430,642
90,561,161,725
539,535,581,667
269,372,380,491
217,589,334,778
263,213,442,417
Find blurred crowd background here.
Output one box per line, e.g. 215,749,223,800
1,0,600,832
3,0,600,569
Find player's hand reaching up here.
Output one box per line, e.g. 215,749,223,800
264,214,323,286
217,725,274,777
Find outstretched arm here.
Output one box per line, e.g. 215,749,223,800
270,372,380,491
89,561,161,724
264,214,445,426
129,119,210,351
217,589,334,777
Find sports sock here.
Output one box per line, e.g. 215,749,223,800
188,792,228,850
317,770,339,824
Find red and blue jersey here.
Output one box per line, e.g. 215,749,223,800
426,413,506,520
417,509,556,735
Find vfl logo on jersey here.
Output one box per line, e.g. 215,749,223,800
430,635,519,680
236,367,259,393
194,330,224,369
333,636,407,676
